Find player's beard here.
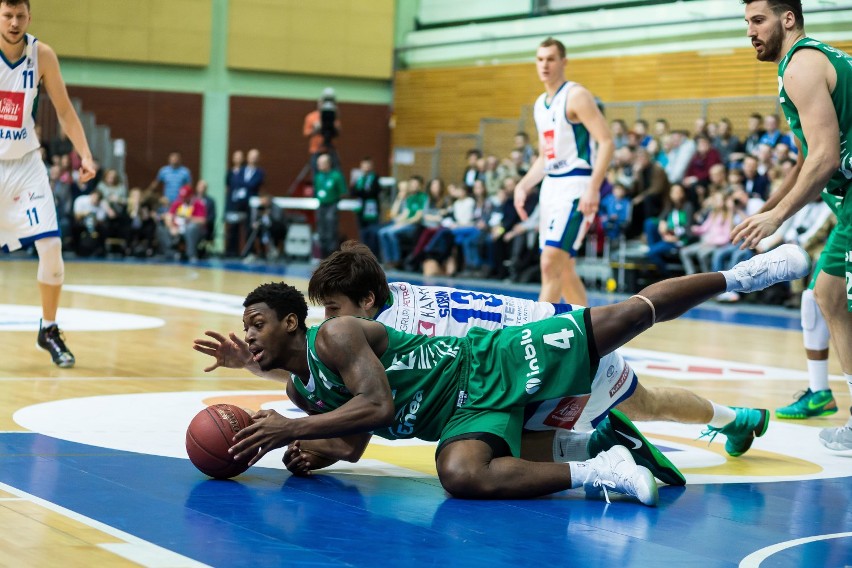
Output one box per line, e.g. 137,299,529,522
0,31,25,46
755,20,784,62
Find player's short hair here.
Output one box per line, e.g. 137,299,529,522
539,37,566,59
0,0,30,10
742,0,804,28
244,282,308,331
308,241,390,311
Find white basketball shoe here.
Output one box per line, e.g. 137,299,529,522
725,244,811,294
583,445,659,507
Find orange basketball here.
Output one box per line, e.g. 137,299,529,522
186,404,254,479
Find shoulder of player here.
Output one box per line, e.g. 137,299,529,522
564,83,596,110
315,316,374,352
35,41,57,63
783,48,832,95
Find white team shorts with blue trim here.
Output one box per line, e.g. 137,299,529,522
0,150,59,252
538,174,592,256
523,350,637,432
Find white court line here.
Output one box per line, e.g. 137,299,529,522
0,480,209,568
739,532,852,568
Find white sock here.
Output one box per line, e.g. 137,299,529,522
708,403,737,428
568,460,591,488
808,359,830,392
41,319,56,328
553,430,591,462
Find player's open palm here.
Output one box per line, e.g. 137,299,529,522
193,330,254,372
730,211,781,250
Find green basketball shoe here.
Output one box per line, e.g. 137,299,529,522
588,409,686,486
775,389,837,419
700,407,769,457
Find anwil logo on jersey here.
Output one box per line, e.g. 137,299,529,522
0,92,24,128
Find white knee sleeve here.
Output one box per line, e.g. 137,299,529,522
35,237,64,286
801,289,830,351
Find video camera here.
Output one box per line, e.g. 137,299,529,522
319,88,338,146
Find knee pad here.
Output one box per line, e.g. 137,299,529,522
35,237,64,286
801,289,830,351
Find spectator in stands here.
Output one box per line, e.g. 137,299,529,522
453,179,493,277
712,118,740,167
501,149,528,179
248,194,288,262
758,114,792,149
405,177,450,271
482,154,504,196
422,182,474,277
609,146,634,188
156,184,207,262
50,164,73,248
773,142,793,167
755,143,774,176
350,156,383,257
678,190,734,275
462,149,482,190
632,119,653,147
600,182,632,241
378,176,427,268
741,154,770,199
692,117,708,139
653,118,669,142
664,130,696,184
49,127,73,164
72,189,115,257
629,146,669,238
644,183,694,275
96,169,127,207
739,112,765,160
683,134,722,194
491,176,539,281
195,180,217,248
148,152,192,204
610,119,629,149
513,132,535,167
224,149,247,257
125,188,157,258
314,153,347,258
304,87,342,172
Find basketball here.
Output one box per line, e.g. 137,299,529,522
185,404,254,479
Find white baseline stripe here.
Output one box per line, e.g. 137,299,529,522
0,480,210,568
739,532,852,568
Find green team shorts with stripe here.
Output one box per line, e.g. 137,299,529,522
818,190,851,311
538,175,593,256
439,308,598,457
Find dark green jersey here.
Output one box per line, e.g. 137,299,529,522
778,38,852,196
291,319,467,442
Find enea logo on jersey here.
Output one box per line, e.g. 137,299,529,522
0,91,24,128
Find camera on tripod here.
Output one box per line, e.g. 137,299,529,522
319,87,338,147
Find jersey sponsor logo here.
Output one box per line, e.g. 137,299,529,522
435,290,450,317
609,365,630,397
525,378,541,395
0,126,27,140
416,320,436,337
28,191,45,202
520,328,541,380
415,287,438,321
394,390,424,436
399,282,413,308
398,306,412,332
0,91,24,128
456,390,468,407
542,394,590,429
543,130,556,160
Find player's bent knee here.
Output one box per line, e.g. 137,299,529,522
35,237,64,286
436,436,505,499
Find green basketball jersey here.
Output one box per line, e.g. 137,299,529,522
291,319,468,442
778,38,852,196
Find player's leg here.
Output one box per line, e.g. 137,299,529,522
436,434,657,506
538,179,589,305
589,244,811,357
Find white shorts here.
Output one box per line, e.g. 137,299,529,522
538,175,592,256
523,350,637,432
0,150,58,252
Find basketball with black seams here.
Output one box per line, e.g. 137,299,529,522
186,404,254,479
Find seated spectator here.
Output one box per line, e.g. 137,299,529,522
350,156,383,257
513,132,535,168
482,155,505,196
736,112,764,161
248,194,288,261
773,142,793,166
741,155,770,199
653,118,669,142
683,135,722,194
712,118,740,168
632,119,653,147
378,176,427,267
644,183,694,275
421,183,474,277
96,169,127,207
600,182,632,241
405,178,450,271
499,202,542,283
610,119,629,149
664,130,695,184
72,189,116,257
156,184,208,262
608,146,634,188
195,180,217,248
488,177,539,280
755,143,774,176
125,188,157,258
462,149,482,190
501,149,529,179
49,164,73,248
453,179,492,276
678,191,734,275
629,146,669,237
758,114,794,149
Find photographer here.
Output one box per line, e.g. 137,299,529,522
303,87,342,173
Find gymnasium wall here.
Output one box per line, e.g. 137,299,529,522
392,41,852,148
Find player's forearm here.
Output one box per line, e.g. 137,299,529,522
518,155,545,191
290,396,393,441
772,154,838,223
590,139,614,193
300,434,370,463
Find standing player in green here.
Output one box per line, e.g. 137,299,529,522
226,244,808,506
732,0,852,450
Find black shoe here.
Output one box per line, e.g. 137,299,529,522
37,320,75,368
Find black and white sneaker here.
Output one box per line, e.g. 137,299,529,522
37,319,75,368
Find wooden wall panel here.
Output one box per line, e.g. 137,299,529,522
65,87,202,189
393,42,852,148
228,97,391,195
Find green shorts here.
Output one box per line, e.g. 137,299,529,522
818,191,851,311
439,309,598,457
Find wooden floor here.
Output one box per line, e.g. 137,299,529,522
1,257,850,567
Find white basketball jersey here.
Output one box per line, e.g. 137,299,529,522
533,81,595,176
376,282,574,337
0,34,40,160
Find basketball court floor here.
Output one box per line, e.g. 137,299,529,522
1,256,850,567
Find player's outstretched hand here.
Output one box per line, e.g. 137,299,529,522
79,156,97,183
730,211,782,250
230,409,294,467
193,330,253,372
